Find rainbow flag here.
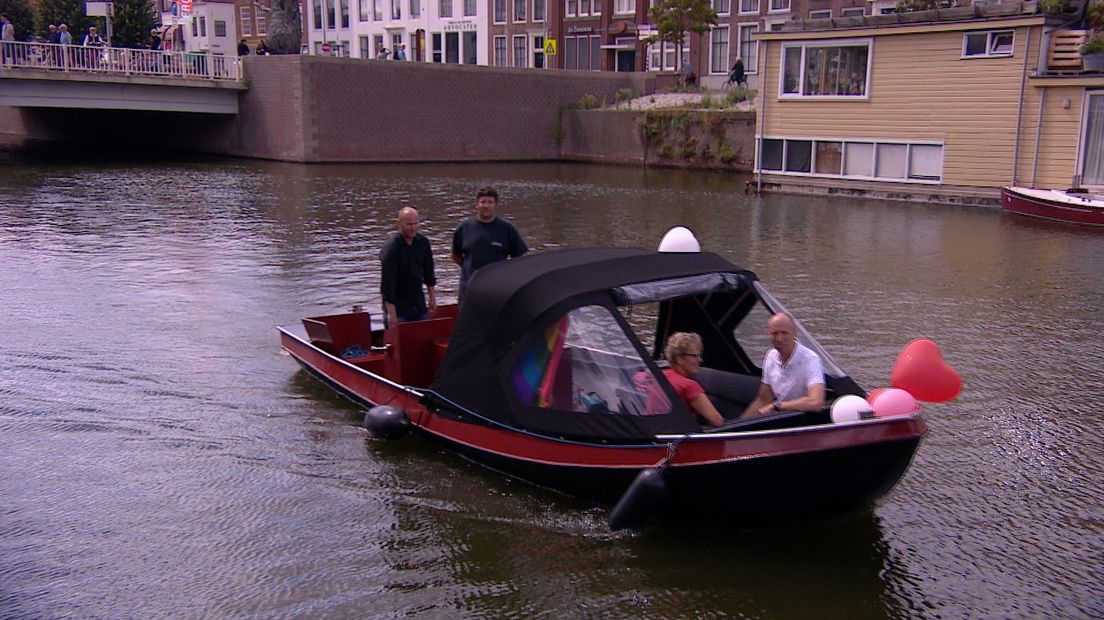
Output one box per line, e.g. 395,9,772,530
511,316,569,407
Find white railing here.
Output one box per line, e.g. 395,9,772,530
0,40,242,82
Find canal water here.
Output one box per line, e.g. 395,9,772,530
1,157,1101,619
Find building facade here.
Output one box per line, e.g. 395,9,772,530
302,0,488,62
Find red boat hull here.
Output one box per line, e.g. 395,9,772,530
1001,186,1104,226
279,325,927,521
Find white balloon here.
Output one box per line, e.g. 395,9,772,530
657,226,701,253
831,394,872,424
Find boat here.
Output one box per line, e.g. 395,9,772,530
278,248,927,528
1001,186,1104,226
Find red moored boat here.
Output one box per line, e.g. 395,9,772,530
1001,186,1104,226
278,248,926,527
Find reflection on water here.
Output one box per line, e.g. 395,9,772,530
1,158,1101,619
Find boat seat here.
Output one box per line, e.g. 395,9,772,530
695,367,762,419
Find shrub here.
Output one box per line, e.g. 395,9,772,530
577,93,599,109
1082,36,1104,55
724,86,755,106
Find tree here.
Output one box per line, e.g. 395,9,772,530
0,0,35,41
110,0,157,47
266,0,302,54
646,0,718,78
35,0,97,41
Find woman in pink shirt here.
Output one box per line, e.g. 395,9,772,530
662,332,724,427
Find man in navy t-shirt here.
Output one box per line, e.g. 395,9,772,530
451,186,528,302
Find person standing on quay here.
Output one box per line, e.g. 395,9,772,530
380,206,437,326
451,186,527,303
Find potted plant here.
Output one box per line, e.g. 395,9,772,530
1081,35,1104,70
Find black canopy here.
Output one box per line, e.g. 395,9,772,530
429,248,760,442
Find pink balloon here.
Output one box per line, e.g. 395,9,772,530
871,388,921,418
866,387,890,406
890,338,962,403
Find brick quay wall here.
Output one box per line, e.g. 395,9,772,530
1,56,655,162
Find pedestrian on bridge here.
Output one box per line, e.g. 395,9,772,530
1,13,15,67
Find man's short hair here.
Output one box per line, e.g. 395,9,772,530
476,186,498,202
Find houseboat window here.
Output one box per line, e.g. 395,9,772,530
511,305,672,416
1083,94,1104,186
815,141,843,174
962,30,1014,58
785,140,812,173
875,143,908,179
760,139,783,170
780,40,870,98
840,7,864,16
809,9,831,19
844,142,874,176
758,138,942,182
909,144,943,181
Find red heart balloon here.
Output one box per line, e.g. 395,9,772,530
890,339,962,403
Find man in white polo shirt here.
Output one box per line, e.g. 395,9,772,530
742,311,826,417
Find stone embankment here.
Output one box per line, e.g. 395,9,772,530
558,90,757,170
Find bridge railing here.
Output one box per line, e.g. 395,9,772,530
0,40,242,82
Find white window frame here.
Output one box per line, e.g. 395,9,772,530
494,0,506,22
533,0,545,21
710,26,729,74
240,7,254,35
808,9,831,19
646,40,689,71
738,0,758,14
962,30,1014,59
513,34,528,67
756,136,944,183
713,0,731,16
463,0,476,15
738,23,758,73
840,7,864,16
439,0,452,17
514,0,527,21
768,0,789,13
566,0,577,17
494,35,507,65
779,37,872,99
615,0,634,14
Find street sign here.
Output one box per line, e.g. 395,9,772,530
322,43,331,52
544,39,557,56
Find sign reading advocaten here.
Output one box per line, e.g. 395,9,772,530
179,0,192,15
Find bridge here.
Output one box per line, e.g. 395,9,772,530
0,41,245,114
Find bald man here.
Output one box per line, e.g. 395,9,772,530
380,206,436,327
742,312,826,417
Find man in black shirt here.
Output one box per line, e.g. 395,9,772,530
380,207,437,326
451,186,527,302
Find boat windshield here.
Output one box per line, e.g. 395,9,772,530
752,282,846,377
510,305,673,416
